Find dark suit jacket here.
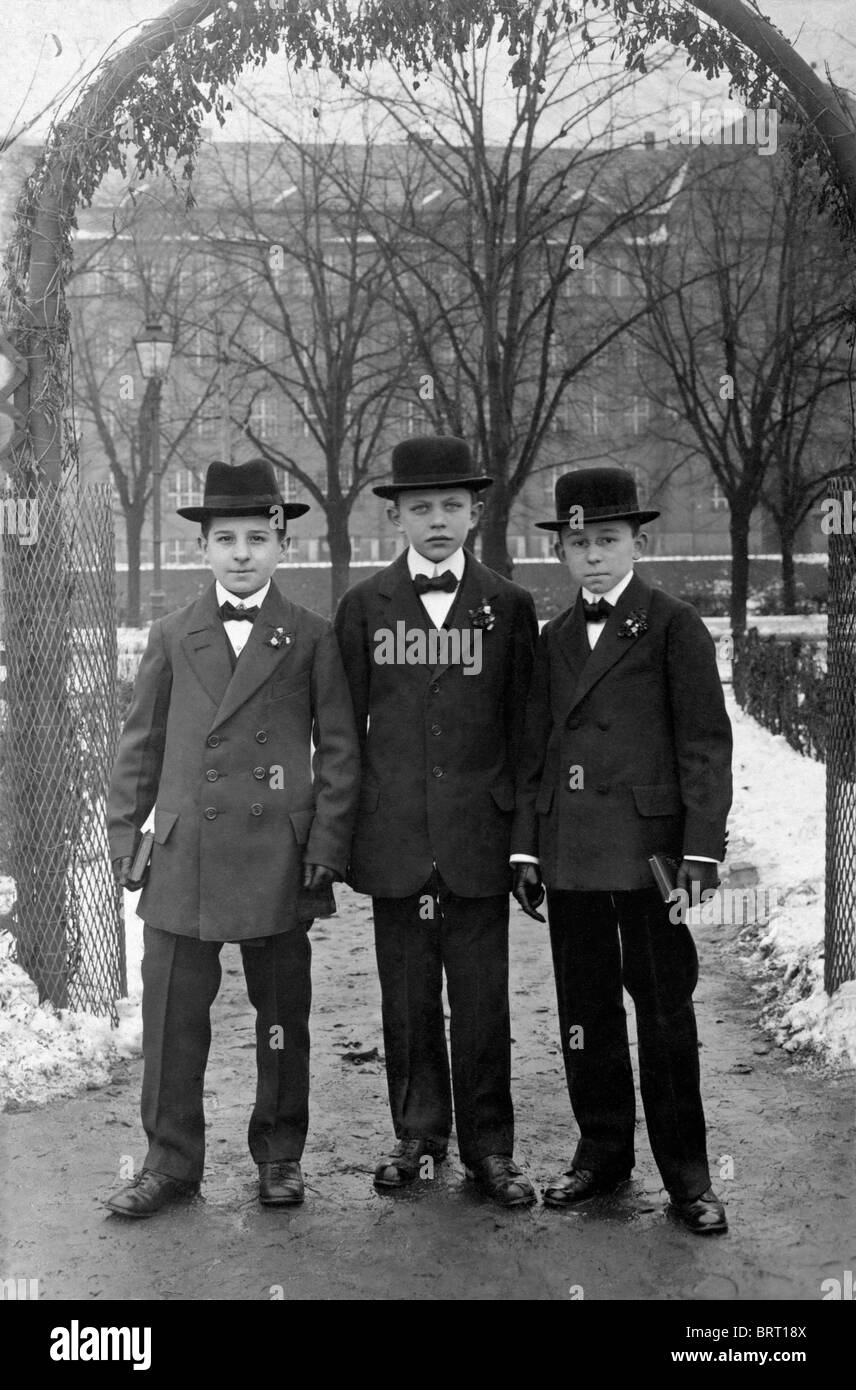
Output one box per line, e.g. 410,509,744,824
334,551,538,898
107,581,360,941
512,572,732,891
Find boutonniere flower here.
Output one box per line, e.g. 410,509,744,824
618,609,648,639
468,599,496,631
265,627,293,649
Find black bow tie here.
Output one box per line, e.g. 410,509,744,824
220,601,260,622
581,597,613,623
413,571,459,595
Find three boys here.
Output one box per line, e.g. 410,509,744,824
106,451,732,1233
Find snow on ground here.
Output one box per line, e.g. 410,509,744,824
0,884,143,1112
723,693,856,1069
0,686,852,1111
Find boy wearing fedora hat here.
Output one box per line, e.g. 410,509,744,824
105,459,360,1217
511,467,733,1233
334,437,538,1207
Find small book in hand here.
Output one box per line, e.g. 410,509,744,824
648,853,679,902
126,830,155,890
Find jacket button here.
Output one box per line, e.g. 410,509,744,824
596,785,609,795
568,717,581,730
250,803,263,816
253,767,266,780
597,720,610,731
207,734,220,748
204,807,217,819
432,766,444,778
255,731,268,744
430,724,442,736
430,683,440,695
206,769,218,782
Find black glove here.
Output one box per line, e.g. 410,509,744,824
673,858,720,922
512,863,546,923
302,863,335,891
112,856,132,889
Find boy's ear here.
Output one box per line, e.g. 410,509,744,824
553,536,564,562
386,502,403,532
469,498,485,522
633,529,649,558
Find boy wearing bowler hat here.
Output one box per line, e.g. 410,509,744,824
334,437,538,1206
512,467,733,1233
105,459,359,1217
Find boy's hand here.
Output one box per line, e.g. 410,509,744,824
112,857,132,888
513,864,546,923
302,863,335,891
673,859,720,922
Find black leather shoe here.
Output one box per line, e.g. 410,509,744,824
542,1165,631,1209
258,1161,305,1206
465,1154,536,1208
105,1169,200,1219
670,1187,728,1234
373,1137,448,1188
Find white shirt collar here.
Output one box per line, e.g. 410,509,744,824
406,546,466,581
582,569,634,607
215,579,271,610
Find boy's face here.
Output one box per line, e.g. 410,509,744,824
198,514,287,597
556,519,647,593
387,488,483,564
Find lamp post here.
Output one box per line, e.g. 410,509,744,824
133,322,173,621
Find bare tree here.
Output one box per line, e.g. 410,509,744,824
625,142,853,630
195,132,417,606
70,194,224,622
332,16,691,575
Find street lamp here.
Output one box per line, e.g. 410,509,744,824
133,321,173,622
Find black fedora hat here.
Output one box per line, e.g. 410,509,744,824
177,458,309,522
535,466,659,531
373,436,493,501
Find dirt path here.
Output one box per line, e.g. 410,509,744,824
1,884,853,1302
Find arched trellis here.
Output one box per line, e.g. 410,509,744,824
2,0,855,1008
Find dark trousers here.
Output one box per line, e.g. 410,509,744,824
547,887,711,1203
140,922,312,1183
372,874,514,1167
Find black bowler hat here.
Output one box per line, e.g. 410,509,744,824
373,435,493,500
176,458,309,522
535,466,659,531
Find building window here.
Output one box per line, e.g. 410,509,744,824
248,397,278,440
163,538,197,564
196,413,218,439
711,481,728,511
166,470,203,508
626,397,650,436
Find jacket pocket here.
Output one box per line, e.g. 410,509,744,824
632,784,683,817
289,809,315,845
490,779,515,813
153,808,179,845
535,781,555,815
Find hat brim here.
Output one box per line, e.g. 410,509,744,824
177,502,310,522
536,508,660,531
373,475,494,500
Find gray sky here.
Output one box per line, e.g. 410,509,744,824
2,0,854,152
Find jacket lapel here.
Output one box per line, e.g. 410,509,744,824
565,572,651,717
426,551,496,682
180,585,233,710
211,581,297,730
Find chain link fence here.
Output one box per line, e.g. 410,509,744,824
824,473,856,994
0,482,125,1017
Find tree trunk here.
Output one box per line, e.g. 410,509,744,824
780,529,797,613
125,507,144,627
478,482,513,577
729,504,752,635
326,508,352,614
